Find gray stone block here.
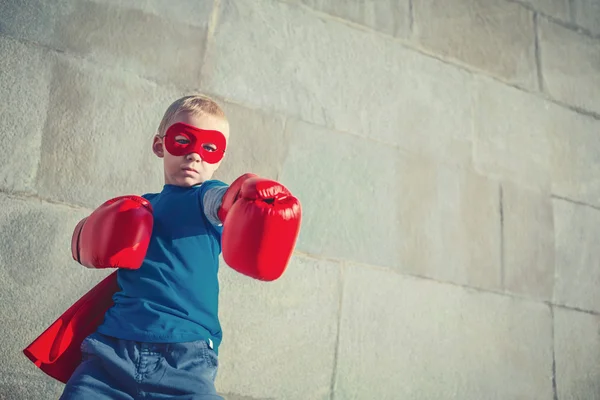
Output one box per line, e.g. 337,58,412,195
93,0,215,28
539,18,600,115
473,76,600,207
288,0,410,38
202,0,474,167
279,119,402,268
0,372,63,400
35,54,182,208
553,199,600,313
413,0,537,89
554,307,600,400
522,0,570,20
397,153,502,290
54,0,211,86
0,36,52,193
212,101,289,184
502,182,554,301
0,194,113,382
0,0,212,86
0,0,73,46
551,111,600,208
335,266,553,399
473,76,556,190
216,255,340,400
572,0,600,36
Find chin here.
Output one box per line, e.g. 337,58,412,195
178,177,202,187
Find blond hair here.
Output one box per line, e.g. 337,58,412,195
157,94,226,137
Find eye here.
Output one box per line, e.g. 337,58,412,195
175,135,190,145
202,143,217,152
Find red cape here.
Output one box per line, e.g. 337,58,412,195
22,271,119,384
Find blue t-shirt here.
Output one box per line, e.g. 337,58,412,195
98,180,227,353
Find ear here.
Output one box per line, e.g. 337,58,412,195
152,135,164,158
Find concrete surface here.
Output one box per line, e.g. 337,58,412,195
1,0,599,398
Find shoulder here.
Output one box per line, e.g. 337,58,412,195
141,192,159,201
195,179,228,199
201,179,228,191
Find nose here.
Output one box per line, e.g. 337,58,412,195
186,152,201,162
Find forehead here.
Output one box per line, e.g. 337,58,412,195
169,112,229,138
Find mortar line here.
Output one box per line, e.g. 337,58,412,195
568,0,576,24
0,190,94,211
551,305,559,400
533,13,545,93
552,302,600,317
408,0,414,36
329,262,345,400
298,252,600,316
318,258,600,315
499,183,505,290
0,33,66,55
551,195,600,211
550,101,600,121
505,0,598,39
208,0,222,36
199,0,222,87
275,116,289,182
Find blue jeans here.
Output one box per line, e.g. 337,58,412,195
59,332,223,400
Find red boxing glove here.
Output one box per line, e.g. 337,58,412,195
71,195,153,270
217,173,257,223
220,175,302,281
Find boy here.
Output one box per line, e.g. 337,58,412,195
24,94,301,399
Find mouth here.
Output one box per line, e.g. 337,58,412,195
182,167,198,174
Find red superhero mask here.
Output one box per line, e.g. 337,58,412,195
164,122,226,164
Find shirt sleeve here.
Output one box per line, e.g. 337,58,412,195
203,185,228,227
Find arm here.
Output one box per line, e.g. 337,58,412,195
202,186,228,226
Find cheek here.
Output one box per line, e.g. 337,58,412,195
203,160,221,171
163,153,182,169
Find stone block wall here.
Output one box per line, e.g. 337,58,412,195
1,0,599,399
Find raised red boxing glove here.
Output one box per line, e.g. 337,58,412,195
71,195,153,270
220,175,301,281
